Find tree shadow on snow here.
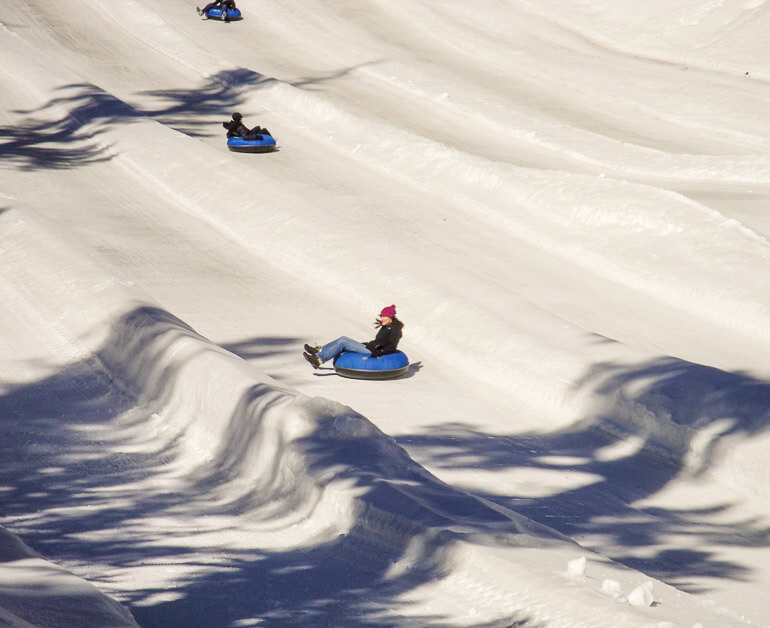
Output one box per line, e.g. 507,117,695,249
136,68,275,138
0,305,537,628
397,355,770,594
288,60,383,92
1,62,377,170
3,302,769,622
0,96,115,170
0,69,262,170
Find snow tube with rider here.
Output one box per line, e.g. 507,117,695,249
227,135,277,153
204,7,242,20
333,351,409,380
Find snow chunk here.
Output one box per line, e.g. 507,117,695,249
566,556,586,577
601,579,627,603
628,581,655,607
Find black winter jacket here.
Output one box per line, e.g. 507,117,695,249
364,319,403,357
223,119,262,140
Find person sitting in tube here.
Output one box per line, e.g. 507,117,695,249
222,112,271,140
303,305,403,369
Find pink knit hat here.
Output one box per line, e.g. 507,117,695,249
380,304,396,318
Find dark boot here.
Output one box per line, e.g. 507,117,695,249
304,343,320,355
303,352,320,369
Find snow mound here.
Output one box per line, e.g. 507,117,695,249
0,526,138,628
0,207,735,627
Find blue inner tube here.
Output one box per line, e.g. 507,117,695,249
333,351,409,380
227,135,277,153
205,7,242,20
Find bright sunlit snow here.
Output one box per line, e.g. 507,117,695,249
2,1,770,626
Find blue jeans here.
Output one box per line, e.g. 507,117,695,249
317,336,370,364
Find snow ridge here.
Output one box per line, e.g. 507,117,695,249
1,208,722,626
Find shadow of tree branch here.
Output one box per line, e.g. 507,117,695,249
0,306,538,627
396,356,770,593
1,61,380,171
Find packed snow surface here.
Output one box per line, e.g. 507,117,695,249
2,1,770,626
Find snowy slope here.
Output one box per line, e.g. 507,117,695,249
2,0,770,626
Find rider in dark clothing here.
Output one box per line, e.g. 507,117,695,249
198,1,237,20
223,112,271,140
303,305,404,369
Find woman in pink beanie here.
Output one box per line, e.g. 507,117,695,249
303,305,403,369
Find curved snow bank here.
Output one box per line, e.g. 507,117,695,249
6,4,770,416
360,0,770,158
0,210,738,627
83,0,228,78
79,1,770,178
99,73,770,414
69,77,766,425
582,356,770,503
520,0,770,81
254,79,770,337
0,527,139,628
